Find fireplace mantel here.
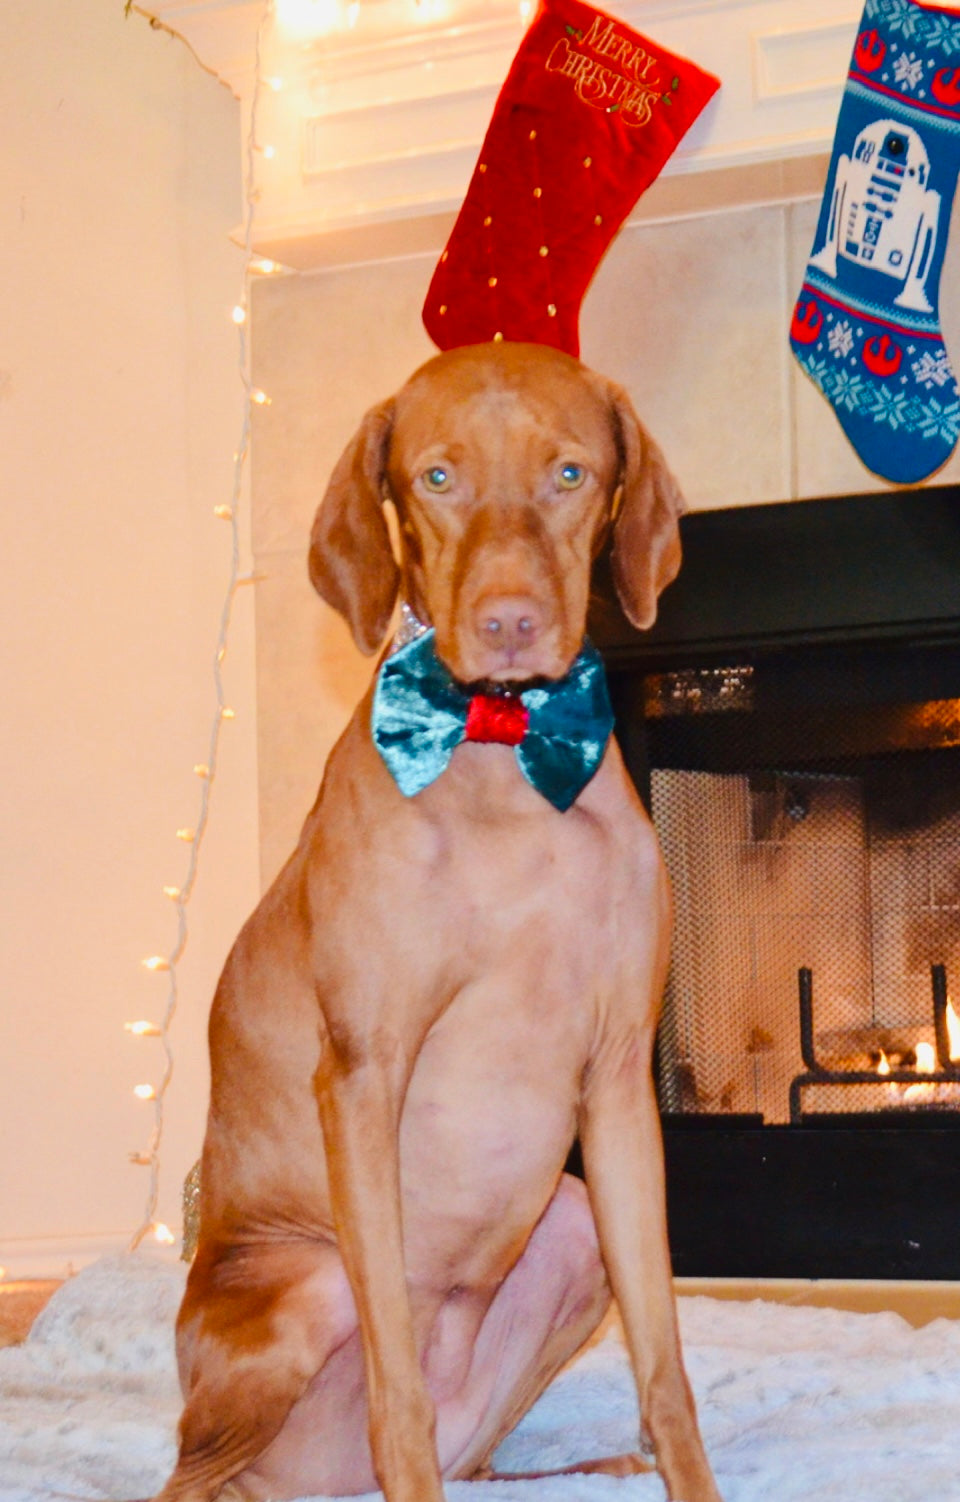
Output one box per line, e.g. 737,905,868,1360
133,0,861,267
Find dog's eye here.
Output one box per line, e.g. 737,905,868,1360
556,462,585,491
422,466,452,493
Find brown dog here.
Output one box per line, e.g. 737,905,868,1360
155,341,721,1502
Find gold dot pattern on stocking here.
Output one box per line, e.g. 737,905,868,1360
583,156,592,168
474,140,500,342
439,304,447,315
493,331,503,341
523,124,558,346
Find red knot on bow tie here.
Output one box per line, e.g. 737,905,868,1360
465,692,529,746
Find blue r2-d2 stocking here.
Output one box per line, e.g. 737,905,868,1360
790,0,960,484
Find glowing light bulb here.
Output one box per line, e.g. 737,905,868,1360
153,1222,176,1246
129,1152,152,1166
231,305,247,326
275,0,346,40
176,827,196,843
163,886,181,901
194,764,211,779
214,504,234,520
262,144,277,161
125,1020,161,1037
221,706,236,721
251,388,272,406
251,258,277,275
142,956,170,973
134,1083,157,1101
0,1266,7,1282
266,75,283,92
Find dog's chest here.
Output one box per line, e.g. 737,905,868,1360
395,946,596,1277
392,795,620,1151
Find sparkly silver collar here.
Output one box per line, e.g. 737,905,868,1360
389,601,430,655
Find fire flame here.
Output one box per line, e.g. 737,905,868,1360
873,997,960,1106
915,1040,936,1074
947,996,960,1063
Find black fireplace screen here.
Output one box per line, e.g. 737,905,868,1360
643,646,960,1125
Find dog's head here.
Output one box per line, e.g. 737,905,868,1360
309,342,682,685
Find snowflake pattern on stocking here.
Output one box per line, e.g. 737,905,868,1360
866,0,960,58
920,396,960,441
828,320,855,358
793,298,960,454
828,366,869,413
865,0,960,56
893,50,924,90
912,349,954,389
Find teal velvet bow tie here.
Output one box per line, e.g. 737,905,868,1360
371,628,614,812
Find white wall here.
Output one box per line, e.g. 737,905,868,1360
0,0,260,1276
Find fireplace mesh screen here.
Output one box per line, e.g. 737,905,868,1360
645,663,960,1123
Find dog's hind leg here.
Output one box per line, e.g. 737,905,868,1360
427,1174,622,1483
154,1243,356,1502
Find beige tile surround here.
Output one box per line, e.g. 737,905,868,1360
677,1278,960,1329
250,152,960,887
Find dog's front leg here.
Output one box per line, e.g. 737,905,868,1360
579,855,722,1502
580,1040,721,1502
315,1034,444,1502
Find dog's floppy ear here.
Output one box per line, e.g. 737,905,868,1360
308,399,400,655
606,382,684,631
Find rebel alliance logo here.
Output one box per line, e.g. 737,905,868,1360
546,17,666,128
932,68,960,109
811,119,940,313
854,29,886,73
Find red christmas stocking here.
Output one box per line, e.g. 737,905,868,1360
422,0,720,357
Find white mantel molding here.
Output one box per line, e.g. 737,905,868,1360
137,0,864,267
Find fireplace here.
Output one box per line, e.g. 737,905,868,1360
589,486,960,1280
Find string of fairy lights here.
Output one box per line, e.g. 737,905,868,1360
125,0,537,1254
128,2,278,1254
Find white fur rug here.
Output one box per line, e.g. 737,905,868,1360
1,1255,959,1502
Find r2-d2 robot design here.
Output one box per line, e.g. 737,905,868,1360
811,120,941,313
